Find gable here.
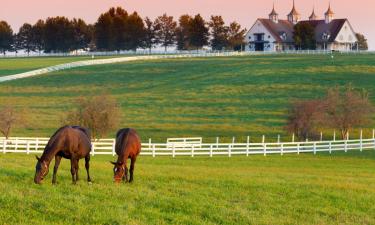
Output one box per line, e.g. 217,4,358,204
245,19,277,43
334,20,357,43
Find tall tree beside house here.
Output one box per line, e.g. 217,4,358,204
0,21,13,55
176,14,192,50
293,22,316,50
15,23,35,55
154,14,177,52
44,17,75,53
188,14,209,50
143,17,160,53
209,15,229,51
354,33,368,50
31,20,45,54
71,18,93,52
227,22,246,51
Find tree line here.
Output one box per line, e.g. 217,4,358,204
0,7,246,55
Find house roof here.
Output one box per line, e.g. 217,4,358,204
297,19,347,42
258,19,294,43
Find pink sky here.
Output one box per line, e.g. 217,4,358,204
1,0,374,49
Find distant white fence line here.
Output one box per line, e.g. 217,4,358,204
1,136,374,157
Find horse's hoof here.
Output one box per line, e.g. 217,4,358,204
88,181,93,185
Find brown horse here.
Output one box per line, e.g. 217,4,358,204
111,128,141,183
34,125,92,184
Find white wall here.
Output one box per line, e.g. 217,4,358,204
245,20,277,51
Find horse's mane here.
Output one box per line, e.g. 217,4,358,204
115,128,130,158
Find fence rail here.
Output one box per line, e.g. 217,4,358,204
1,137,374,157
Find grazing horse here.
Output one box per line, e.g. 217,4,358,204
34,126,92,184
111,128,141,183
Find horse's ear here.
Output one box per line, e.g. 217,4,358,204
35,156,41,161
110,161,117,165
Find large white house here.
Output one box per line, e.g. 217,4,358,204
245,1,358,51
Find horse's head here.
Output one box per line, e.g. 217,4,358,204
34,156,49,184
110,161,125,183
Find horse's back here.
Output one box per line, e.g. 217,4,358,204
116,128,141,157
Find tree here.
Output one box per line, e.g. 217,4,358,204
111,7,128,52
322,86,374,139
71,18,92,52
209,16,228,51
155,14,177,52
63,95,121,139
293,22,316,50
44,17,75,53
143,17,160,53
31,20,45,54
354,33,368,50
0,105,24,139
285,100,324,140
176,15,192,50
0,21,13,55
124,12,145,51
94,9,115,51
188,14,209,50
16,23,35,55
227,22,246,51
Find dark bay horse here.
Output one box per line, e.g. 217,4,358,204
34,126,92,184
111,128,141,183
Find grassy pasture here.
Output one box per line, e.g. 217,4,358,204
1,151,375,224
0,54,375,141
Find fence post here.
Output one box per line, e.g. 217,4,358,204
320,132,323,142
292,133,295,143
297,143,300,155
281,143,284,156
263,143,267,156
216,137,219,151
26,141,30,155
149,138,151,151
172,144,176,158
228,144,232,157
191,145,195,157
344,140,347,153
329,141,332,154
277,135,280,143
360,129,363,152
246,136,250,157
313,142,316,155
152,144,156,157
15,138,18,150
3,139,6,154
210,144,213,157
262,135,265,144
112,139,116,156
372,129,375,139
333,130,336,141
92,143,95,156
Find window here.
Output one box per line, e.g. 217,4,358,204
339,35,344,41
268,35,271,39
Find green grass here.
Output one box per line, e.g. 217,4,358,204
1,151,375,224
0,55,126,76
0,54,375,141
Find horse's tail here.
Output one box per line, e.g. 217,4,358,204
116,128,130,156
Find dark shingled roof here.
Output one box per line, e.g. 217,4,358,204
258,19,294,43
297,19,347,42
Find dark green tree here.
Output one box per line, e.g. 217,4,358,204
124,12,145,51
16,23,35,55
143,17,160,53
227,22,246,51
209,15,228,51
354,33,368,50
111,7,128,51
44,17,75,52
94,8,115,51
0,21,14,55
188,14,209,50
176,15,192,50
155,14,177,52
31,20,45,54
71,18,92,52
293,22,316,50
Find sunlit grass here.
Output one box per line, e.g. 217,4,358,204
0,54,375,141
1,151,375,224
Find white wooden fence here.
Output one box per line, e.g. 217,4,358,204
1,136,374,157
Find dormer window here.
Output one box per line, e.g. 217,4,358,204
279,32,287,41
322,32,331,41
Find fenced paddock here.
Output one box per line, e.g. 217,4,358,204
1,136,374,157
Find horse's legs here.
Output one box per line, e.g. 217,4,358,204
75,160,79,181
129,157,136,183
85,155,92,183
70,159,78,184
123,166,129,183
52,155,62,185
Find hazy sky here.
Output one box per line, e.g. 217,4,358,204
1,0,374,49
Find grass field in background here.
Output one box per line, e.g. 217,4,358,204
1,151,375,225
0,54,375,141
